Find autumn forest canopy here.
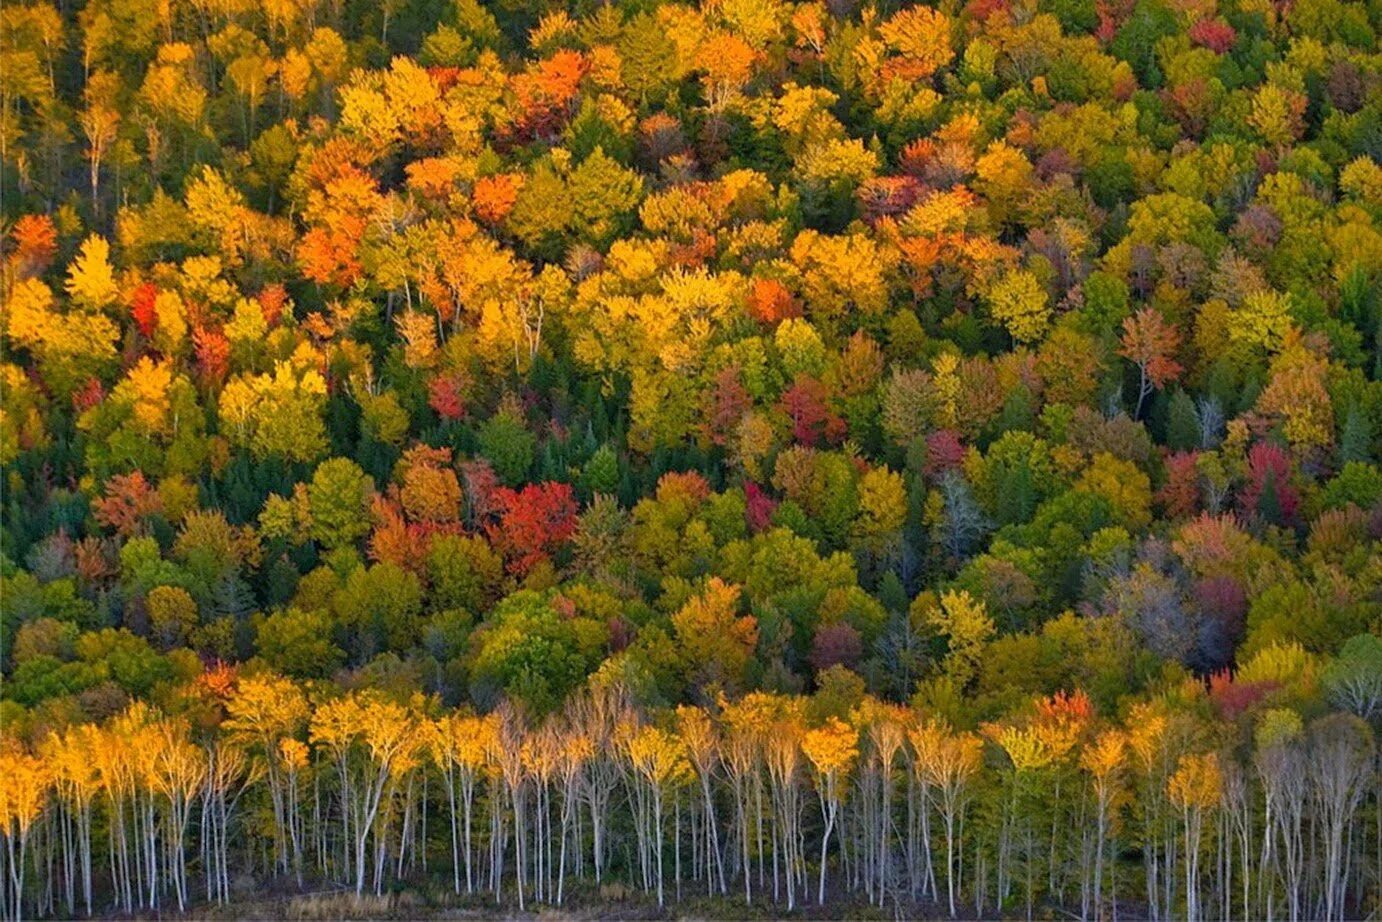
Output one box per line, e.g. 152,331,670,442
0,0,1380,916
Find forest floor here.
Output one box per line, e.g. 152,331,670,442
105,880,955,920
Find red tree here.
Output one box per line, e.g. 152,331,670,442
486,481,579,575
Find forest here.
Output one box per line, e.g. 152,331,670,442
0,0,1380,915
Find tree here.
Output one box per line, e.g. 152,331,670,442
486,482,579,576
1323,634,1382,721
801,717,858,904
307,458,375,549
987,270,1050,344
671,578,759,697
1119,308,1182,418
1167,751,1221,922
219,361,329,463
64,236,119,310
146,585,198,649
915,589,995,687
225,673,311,879
478,401,536,487
333,562,424,660
469,591,601,714
254,607,345,678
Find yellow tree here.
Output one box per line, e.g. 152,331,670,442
1126,703,1175,920
623,723,690,907
921,589,996,689
224,673,310,879
719,692,777,905
676,705,727,896
909,719,983,917
486,703,528,909
801,717,858,904
763,705,808,910
148,718,207,910
858,700,908,907
987,269,1050,344
1080,729,1127,918
521,724,561,904
39,728,100,916
1167,751,1222,922
355,696,418,896
0,744,49,922
554,723,592,904
985,721,1055,915
429,713,496,895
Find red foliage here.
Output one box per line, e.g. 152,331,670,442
1157,451,1201,519
1035,688,1095,727
1165,78,1217,138
1095,0,1135,41
1208,670,1278,719
924,429,967,477
130,282,159,338
809,622,863,672
194,326,231,388
779,374,845,447
857,176,925,223
460,459,502,526
486,481,579,575
553,594,578,619
1188,18,1237,53
745,481,778,533
427,373,468,421
1240,442,1299,525
72,377,105,412
704,366,751,447
964,0,1010,22
257,284,289,328
93,472,163,537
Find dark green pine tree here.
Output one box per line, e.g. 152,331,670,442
1256,466,1285,527
1339,404,1372,463
996,462,1037,527
1166,389,1201,452
581,444,620,497
997,385,1035,435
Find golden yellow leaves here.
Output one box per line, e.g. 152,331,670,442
225,673,311,743
802,717,859,779
64,235,119,310
877,7,955,82
919,589,996,687
1168,751,1223,810
909,719,983,789
986,268,1050,344
789,230,891,318
625,723,691,789
219,356,328,462
116,357,175,433
0,746,49,836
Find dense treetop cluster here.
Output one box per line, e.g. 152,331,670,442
0,0,1381,912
